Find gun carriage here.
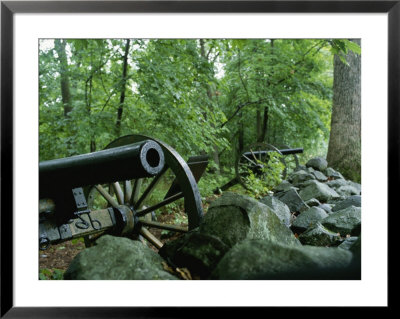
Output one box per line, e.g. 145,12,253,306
39,135,208,251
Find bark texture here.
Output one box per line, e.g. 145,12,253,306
54,39,72,116
327,40,361,183
116,39,130,136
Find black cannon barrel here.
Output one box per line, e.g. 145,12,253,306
277,148,304,155
39,140,165,197
243,147,303,158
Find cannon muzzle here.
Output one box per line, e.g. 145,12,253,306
39,140,165,197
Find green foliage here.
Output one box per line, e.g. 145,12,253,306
197,170,234,197
216,39,336,164
39,268,64,280
39,38,358,197
329,39,361,65
242,152,285,198
70,237,85,245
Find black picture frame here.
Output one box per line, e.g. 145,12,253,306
1,1,396,316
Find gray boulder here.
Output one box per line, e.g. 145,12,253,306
322,206,361,236
289,169,315,186
298,223,343,246
294,179,319,190
327,196,347,205
64,235,178,280
292,207,329,231
311,170,328,182
350,236,361,257
274,180,297,193
348,236,361,275
200,192,300,249
306,157,328,171
295,164,308,172
318,203,333,214
299,197,320,213
326,179,348,189
274,188,309,213
332,195,361,212
336,185,359,197
325,167,344,180
299,180,340,202
259,195,292,227
347,181,361,195
338,236,359,250
159,231,230,278
211,239,354,280
305,198,321,207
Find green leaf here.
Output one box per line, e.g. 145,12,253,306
345,40,361,55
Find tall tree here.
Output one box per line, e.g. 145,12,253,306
327,39,361,182
54,39,72,116
199,39,222,174
116,39,131,136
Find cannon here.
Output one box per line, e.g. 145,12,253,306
39,135,209,251
215,142,303,193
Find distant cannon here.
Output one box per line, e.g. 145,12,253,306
215,142,303,193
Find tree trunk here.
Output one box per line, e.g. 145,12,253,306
116,39,130,136
199,39,222,174
256,40,274,143
256,109,262,141
238,111,244,152
327,39,361,183
257,106,269,143
54,39,72,116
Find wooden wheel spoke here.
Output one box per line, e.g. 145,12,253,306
112,182,124,205
139,227,163,249
250,149,258,163
131,178,143,206
136,192,183,217
108,183,114,196
242,154,257,166
139,219,188,233
124,180,133,204
133,167,168,210
95,185,119,209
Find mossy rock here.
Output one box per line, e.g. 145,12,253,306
298,223,343,246
292,207,329,232
159,230,230,278
201,192,300,248
321,206,361,236
211,239,354,280
299,180,340,202
64,235,178,280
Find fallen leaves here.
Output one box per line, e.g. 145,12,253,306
176,267,192,280
162,261,193,280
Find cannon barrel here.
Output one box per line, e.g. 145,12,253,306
242,147,303,158
39,140,165,197
276,148,303,155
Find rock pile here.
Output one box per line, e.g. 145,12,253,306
64,157,361,280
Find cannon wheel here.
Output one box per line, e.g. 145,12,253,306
277,143,301,177
235,142,286,190
84,134,204,250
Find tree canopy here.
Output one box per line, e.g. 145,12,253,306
39,38,360,195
